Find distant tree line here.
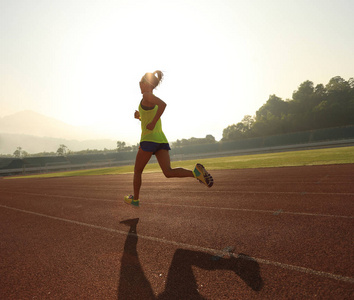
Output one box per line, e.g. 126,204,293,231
7,136,218,158
8,142,138,158
222,76,354,141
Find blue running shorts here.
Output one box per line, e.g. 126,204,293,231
140,141,171,155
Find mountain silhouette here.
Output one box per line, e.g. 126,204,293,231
0,110,117,154
0,110,95,140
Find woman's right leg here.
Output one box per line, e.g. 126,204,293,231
155,149,194,178
133,148,153,200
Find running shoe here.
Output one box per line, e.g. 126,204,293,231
193,163,214,187
124,195,140,208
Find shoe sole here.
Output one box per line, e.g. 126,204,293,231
196,164,214,188
124,196,140,208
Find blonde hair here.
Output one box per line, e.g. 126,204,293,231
141,70,164,89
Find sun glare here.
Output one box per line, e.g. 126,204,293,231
50,1,248,143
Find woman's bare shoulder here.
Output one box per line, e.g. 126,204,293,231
142,92,163,105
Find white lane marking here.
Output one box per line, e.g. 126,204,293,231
1,190,353,219
148,203,354,219
1,189,354,197
1,204,353,284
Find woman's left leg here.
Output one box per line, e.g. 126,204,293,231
155,150,194,178
133,148,153,199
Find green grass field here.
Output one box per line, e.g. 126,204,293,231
7,146,354,179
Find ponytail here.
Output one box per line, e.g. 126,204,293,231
142,70,164,89
153,70,164,86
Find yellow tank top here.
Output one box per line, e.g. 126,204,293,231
139,103,168,143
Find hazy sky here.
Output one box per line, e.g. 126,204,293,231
1,0,353,144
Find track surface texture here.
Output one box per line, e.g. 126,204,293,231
0,164,353,299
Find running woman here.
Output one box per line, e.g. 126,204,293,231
124,70,213,207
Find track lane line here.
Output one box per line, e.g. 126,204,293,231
0,190,353,219
148,202,354,219
1,204,353,284
1,189,354,197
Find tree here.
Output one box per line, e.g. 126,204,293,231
325,76,350,93
222,115,256,141
205,134,216,144
314,83,326,97
325,76,353,126
222,124,243,141
256,95,287,121
131,143,139,152
117,141,126,152
241,115,255,131
292,80,314,103
57,144,68,156
13,147,22,158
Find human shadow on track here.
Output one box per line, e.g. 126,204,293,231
158,249,263,299
118,219,263,299
118,218,155,299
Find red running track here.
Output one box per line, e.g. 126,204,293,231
0,164,353,299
